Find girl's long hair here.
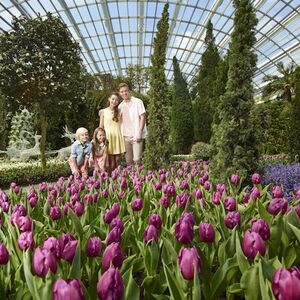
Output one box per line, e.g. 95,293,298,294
107,92,120,122
92,127,108,158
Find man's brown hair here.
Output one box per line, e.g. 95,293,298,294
118,82,129,90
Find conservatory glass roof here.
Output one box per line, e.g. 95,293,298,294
1,0,300,94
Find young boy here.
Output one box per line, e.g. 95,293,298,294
68,127,92,177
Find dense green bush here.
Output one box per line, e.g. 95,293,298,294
191,142,212,160
0,160,70,188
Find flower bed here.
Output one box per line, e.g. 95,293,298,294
0,161,300,299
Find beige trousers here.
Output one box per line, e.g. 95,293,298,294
124,136,144,165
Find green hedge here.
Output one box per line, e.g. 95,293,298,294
0,159,70,188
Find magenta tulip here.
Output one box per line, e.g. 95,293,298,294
144,225,158,243
272,186,283,198
102,242,123,271
224,197,236,211
18,231,34,251
43,237,61,259
0,243,9,265
85,236,102,257
178,247,202,280
131,198,143,211
32,247,57,277
242,230,266,258
59,233,78,262
199,222,215,243
272,267,300,300
230,174,240,185
52,278,84,300
268,198,288,215
97,267,124,300
251,219,270,240
224,211,240,229
50,206,62,220
251,173,261,184
148,214,162,230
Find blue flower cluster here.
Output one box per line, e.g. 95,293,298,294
262,163,300,201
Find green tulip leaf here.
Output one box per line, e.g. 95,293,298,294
241,264,260,300
123,265,140,300
163,264,186,300
68,209,84,240
235,231,250,273
258,260,272,300
227,283,243,294
288,222,300,243
69,240,81,278
192,265,201,300
257,201,272,225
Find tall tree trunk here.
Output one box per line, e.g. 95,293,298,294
39,99,47,173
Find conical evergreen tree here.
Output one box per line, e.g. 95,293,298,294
193,20,220,143
288,66,300,160
171,56,193,154
211,0,258,181
143,4,170,170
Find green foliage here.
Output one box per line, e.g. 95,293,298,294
0,13,85,171
193,20,220,143
251,100,289,155
288,66,300,160
0,93,8,150
263,62,296,102
211,0,258,181
191,142,212,160
144,4,171,170
170,56,193,154
126,64,149,93
0,160,69,188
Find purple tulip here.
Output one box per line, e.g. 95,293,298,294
294,205,300,218
131,198,143,211
144,225,158,243
194,188,202,199
230,174,240,185
50,206,62,220
18,231,34,251
102,188,109,198
251,187,260,200
201,173,209,181
243,192,251,204
160,196,169,208
224,211,240,229
106,226,122,245
102,242,124,271
199,222,215,243
12,204,27,217
73,202,85,217
148,214,162,230
43,237,61,259
251,219,270,240
163,182,176,197
175,217,194,244
17,216,32,232
86,236,102,257
242,230,266,258
29,195,38,208
0,243,9,265
97,267,124,300
59,234,78,262
32,247,57,277
251,173,261,184
272,186,283,198
272,267,300,300
176,192,190,208
110,217,124,233
39,182,47,192
268,198,288,215
52,278,84,300
178,247,202,280
212,191,222,205
155,182,162,190
203,181,211,191
224,197,236,211
216,183,226,194
295,189,300,199
180,180,189,190
93,192,99,202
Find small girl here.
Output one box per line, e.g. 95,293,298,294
99,92,125,173
89,127,108,174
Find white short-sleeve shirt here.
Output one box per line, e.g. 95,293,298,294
119,96,147,139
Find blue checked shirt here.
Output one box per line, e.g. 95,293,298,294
70,140,92,166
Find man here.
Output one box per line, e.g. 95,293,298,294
118,83,147,165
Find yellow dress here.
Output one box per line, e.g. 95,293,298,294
103,108,125,155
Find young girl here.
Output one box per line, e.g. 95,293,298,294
99,92,125,173
89,127,108,175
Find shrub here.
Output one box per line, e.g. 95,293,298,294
191,142,212,160
0,159,70,188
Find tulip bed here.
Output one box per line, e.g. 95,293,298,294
0,161,300,300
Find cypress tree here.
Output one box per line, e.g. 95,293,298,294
143,4,170,170
171,56,193,154
211,0,258,181
193,20,220,143
288,66,300,160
